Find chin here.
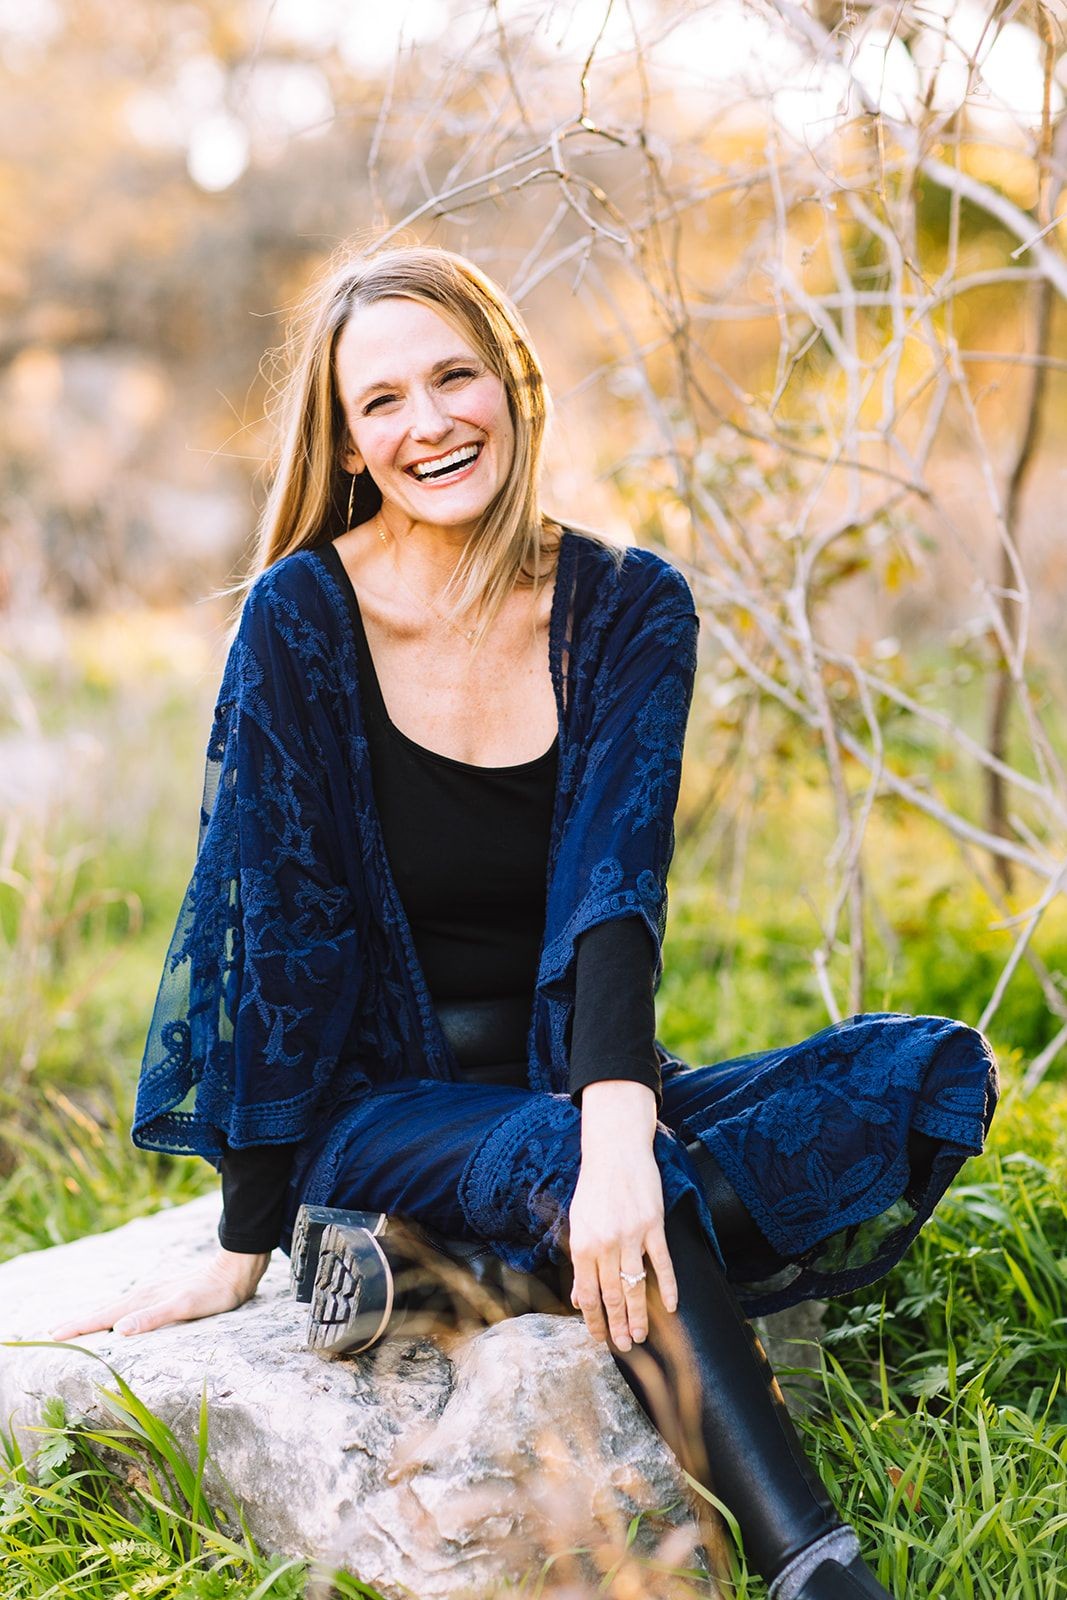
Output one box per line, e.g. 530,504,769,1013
410,493,500,529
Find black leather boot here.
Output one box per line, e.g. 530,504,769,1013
293,1203,564,1356
608,1192,892,1599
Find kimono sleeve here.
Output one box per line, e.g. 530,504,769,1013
132,569,366,1164
539,553,699,1001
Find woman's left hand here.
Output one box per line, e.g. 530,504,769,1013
567,1081,678,1351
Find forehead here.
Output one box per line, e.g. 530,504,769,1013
335,297,476,392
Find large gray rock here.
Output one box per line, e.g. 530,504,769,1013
0,1197,715,1598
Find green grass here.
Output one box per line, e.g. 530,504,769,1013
0,1380,385,1599
791,1100,1067,1597
2,609,1067,1595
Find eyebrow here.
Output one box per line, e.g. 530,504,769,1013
350,354,480,407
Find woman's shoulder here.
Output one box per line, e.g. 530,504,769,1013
563,527,696,615
222,546,355,709
239,543,348,636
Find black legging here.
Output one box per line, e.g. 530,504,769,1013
606,1188,839,1580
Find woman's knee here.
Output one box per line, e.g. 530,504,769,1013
456,1093,583,1258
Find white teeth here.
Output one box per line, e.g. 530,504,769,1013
410,445,480,479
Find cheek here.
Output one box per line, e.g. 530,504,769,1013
467,377,509,433
354,421,402,467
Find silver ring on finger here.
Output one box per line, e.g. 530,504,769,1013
619,1268,647,1289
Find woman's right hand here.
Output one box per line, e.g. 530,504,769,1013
48,1248,272,1341
568,1081,678,1353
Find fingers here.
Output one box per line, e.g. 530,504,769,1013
569,1233,679,1351
49,1304,164,1341
570,1256,610,1344
563,1155,677,1348
645,1224,679,1315
597,1259,634,1352
49,1286,150,1340
117,1276,244,1335
49,1308,124,1341
113,1295,191,1337
49,1274,227,1342
619,1264,649,1346
570,1247,649,1351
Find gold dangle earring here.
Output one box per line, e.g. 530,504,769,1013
347,471,357,530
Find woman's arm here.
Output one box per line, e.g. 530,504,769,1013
568,918,661,1105
566,916,675,1348
218,1142,296,1254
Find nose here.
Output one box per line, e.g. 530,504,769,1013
408,383,451,444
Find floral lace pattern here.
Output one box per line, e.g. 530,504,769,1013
664,1012,998,1314
281,1009,996,1315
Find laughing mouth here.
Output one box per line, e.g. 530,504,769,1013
407,443,482,481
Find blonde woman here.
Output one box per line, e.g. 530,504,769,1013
55,246,998,1600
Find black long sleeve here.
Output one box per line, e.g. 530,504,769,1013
568,915,661,1107
218,1141,295,1254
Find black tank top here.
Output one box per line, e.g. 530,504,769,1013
344,574,558,1006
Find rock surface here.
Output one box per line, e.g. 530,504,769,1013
0,1197,709,1597
0,1198,824,1597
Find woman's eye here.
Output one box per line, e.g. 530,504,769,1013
441,367,476,384
363,394,397,414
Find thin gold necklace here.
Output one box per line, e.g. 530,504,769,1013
375,514,477,644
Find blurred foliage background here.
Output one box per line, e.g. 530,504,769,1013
2,2,1067,1591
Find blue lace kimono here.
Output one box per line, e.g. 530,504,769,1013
132,529,997,1314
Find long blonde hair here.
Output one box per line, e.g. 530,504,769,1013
243,244,566,642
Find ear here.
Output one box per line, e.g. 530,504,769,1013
339,428,365,475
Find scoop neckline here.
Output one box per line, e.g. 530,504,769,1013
317,539,562,776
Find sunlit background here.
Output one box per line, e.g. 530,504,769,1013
2,4,1067,1593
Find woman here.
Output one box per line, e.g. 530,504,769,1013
53,246,998,1600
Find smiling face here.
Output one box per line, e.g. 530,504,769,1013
334,296,516,538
